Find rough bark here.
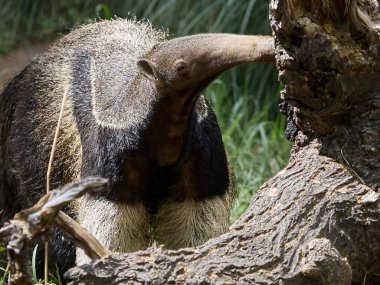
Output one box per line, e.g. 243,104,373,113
62,0,380,284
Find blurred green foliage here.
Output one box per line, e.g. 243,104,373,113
0,0,291,220
0,0,274,53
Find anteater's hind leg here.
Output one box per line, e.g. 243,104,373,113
75,196,150,264
153,152,235,249
153,192,234,249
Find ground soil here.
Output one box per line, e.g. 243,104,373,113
0,43,49,90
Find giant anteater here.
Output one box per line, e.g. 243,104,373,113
0,19,274,273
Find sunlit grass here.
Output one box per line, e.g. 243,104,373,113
0,243,7,285
204,77,291,220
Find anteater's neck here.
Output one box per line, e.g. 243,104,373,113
145,90,199,166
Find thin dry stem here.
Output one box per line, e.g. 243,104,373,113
46,86,68,193
44,86,68,285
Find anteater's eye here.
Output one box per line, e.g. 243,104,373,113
174,60,187,72
177,64,185,71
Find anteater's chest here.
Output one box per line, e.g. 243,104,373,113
106,150,183,213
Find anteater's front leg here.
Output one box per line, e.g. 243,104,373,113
75,196,150,265
75,151,151,264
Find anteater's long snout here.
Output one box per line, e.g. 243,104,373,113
213,34,274,63
194,34,275,73
138,33,276,90
160,33,275,67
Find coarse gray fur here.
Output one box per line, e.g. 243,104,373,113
0,18,274,274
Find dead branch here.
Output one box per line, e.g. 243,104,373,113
0,176,111,285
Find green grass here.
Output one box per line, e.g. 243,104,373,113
0,244,7,285
0,266,9,285
0,0,292,283
205,77,290,220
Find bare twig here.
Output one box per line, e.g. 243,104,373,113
17,177,109,238
56,212,111,260
44,86,68,285
46,86,68,193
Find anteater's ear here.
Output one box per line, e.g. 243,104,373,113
137,59,157,81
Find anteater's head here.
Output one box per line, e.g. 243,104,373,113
137,34,274,97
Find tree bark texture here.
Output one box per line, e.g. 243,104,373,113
66,0,380,284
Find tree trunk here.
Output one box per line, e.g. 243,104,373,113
66,0,380,284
